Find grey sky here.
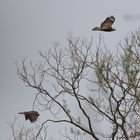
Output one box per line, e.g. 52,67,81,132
1,0,140,139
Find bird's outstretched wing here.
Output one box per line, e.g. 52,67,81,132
100,16,115,30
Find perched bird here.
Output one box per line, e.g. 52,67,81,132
18,111,40,123
92,16,115,32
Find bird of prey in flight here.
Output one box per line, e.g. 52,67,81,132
92,16,115,32
19,111,40,123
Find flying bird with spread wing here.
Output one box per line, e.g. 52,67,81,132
19,111,40,123
92,16,115,32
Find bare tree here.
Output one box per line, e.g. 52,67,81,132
13,31,140,140
8,118,49,140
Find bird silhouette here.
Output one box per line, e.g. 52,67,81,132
92,16,115,32
18,111,40,123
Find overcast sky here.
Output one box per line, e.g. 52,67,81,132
1,0,140,139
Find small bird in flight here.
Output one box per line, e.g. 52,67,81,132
92,16,115,32
19,111,40,123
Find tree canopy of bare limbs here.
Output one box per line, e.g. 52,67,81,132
11,31,140,140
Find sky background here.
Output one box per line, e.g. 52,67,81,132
1,0,140,139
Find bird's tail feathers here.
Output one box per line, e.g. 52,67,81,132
18,112,25,114
92,27,101,31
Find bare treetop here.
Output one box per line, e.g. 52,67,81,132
11,31,140,140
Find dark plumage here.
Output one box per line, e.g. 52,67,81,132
18,111,40,123
92,16,115,32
